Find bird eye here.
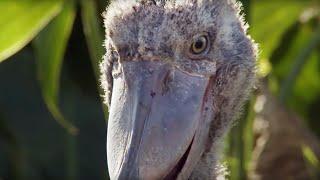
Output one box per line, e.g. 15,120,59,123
190,35,208,54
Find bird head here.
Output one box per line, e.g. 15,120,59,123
100,0,257,179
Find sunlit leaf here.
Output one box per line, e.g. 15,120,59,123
80,0,108,120
33,0,77,134
0,0,63,62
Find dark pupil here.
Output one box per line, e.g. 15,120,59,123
195,40,204,49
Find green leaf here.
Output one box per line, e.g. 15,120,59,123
268,12,320,135
81,0,109,120
33,0,77,134
279,24,320,103
251,0,310,59
0,0,63,62
271,20,320,115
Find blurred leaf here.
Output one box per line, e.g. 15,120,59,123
272,21,320,116
33,0,77,134
302,145,320,169
251,0,310,59
0,0,63,62
81,0,108,120
80,0,104,81
302,144,320,179
279,24,320,103
269,22,301,66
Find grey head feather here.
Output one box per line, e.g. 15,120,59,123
101,0,257,105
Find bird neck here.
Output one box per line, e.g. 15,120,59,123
189,137,227,179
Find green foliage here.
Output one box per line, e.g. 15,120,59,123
0,0,63,62
34,0,77,134
0,0,108,134
251,0,310,60
227,0,320,180
0,0,108,178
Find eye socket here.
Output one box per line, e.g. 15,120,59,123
110,49,119,62
110,49,121,78
190,35,208,54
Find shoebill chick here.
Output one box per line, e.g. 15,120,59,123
100,0,257,179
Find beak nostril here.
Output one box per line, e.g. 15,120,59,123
150,91,156,98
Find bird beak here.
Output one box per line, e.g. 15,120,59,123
107,60,215,179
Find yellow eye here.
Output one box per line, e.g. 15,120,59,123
190,35,208,54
